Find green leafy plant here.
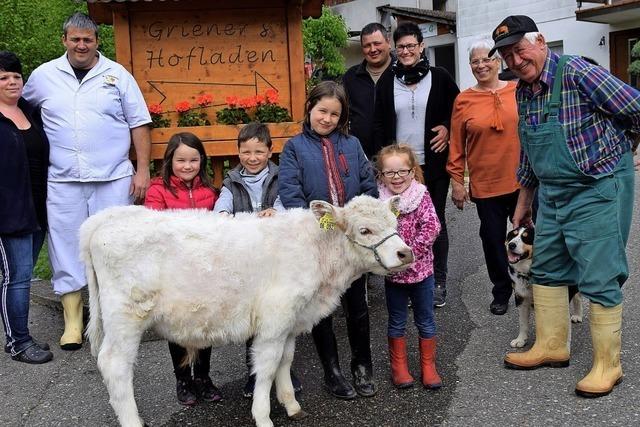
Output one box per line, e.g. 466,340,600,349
302,5,348,80
216,96,252,125
217,90,291,124
629,40,640,80
254,89,291,123
175,94,212,127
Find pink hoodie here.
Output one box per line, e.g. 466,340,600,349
378,179,441,284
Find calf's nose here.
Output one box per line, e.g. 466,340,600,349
397,248,414,264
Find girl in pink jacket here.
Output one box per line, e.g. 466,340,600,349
375,144,442,390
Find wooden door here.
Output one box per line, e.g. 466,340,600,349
610,28,640,88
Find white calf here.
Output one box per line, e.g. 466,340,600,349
80,195,412,427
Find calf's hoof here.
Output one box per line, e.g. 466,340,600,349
288,410,309,421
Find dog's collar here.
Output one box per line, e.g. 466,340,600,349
515,272,530,279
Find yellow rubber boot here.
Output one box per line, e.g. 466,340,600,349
60,291,84,350
504,285,570,369
575,303,623,398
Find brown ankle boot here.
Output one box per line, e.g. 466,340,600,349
388,336,414,388
419,337,442,389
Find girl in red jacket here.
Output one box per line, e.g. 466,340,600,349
144,132,220,406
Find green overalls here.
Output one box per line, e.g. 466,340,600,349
518,56,635,307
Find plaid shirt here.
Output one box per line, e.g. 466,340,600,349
516,50,640,187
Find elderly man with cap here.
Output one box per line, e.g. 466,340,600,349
490,15,640,398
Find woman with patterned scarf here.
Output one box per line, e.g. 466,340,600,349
373,21,459,308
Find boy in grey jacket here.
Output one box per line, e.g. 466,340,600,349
213,122,300,396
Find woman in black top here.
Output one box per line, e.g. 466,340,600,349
0,51,52,364
373,22,459,308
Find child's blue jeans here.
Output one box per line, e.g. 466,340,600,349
385,275,436,339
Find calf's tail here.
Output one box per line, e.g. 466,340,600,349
79,215,105,358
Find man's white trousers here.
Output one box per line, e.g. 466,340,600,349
46,177,133,295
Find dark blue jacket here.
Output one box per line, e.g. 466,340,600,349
0,98,49,235
278,123,378,209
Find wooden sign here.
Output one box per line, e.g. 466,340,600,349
133,9,291,114
88,0,320,172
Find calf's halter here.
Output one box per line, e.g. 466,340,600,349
345,231,401,272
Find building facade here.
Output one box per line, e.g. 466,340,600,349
328,0,640,91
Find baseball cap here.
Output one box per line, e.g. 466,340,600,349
489,15,539,57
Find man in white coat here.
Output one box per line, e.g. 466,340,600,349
23,12,151,350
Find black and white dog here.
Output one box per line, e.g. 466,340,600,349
506,226,583,348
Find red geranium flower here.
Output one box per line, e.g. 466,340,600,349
175,101,191,113
254,94,266,106
239,96,258,109
225,95,239,107
196,93,213,107
148,103,163,115
265,89,278,104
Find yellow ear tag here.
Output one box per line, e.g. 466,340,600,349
319,213,336,231
391,206,400,217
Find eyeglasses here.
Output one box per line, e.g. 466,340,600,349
395,43,420,52
470,57,496,67
381,169,412,178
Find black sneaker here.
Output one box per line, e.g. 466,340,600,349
176,377,197,406
434,285,446,308
490,301,508,315
194,376,222,402
5,339,50,354
10,343,53,364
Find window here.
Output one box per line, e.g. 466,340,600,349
547,40,564,56
433,0,446,11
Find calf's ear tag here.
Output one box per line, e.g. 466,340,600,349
391,206,400,217
319,213,336,231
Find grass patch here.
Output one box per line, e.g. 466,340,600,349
33,240,52,280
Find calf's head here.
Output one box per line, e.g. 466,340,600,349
310,195,413,275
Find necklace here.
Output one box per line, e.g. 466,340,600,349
366,64,384,76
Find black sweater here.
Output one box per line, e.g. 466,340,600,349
342,59,392,159
0,98,49,235
373,65,459,181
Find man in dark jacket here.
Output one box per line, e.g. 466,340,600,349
342,22,392,159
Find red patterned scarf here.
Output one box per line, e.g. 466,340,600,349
320,137,346,206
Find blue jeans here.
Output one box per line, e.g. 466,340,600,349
0,230,46,355
385,275,436,339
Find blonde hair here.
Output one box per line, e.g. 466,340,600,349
374,144,424,184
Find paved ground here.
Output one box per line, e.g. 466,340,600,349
2,174,638,427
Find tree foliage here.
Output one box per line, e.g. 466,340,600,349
302,5,348,79
0,0,114,78
629,40,640,78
